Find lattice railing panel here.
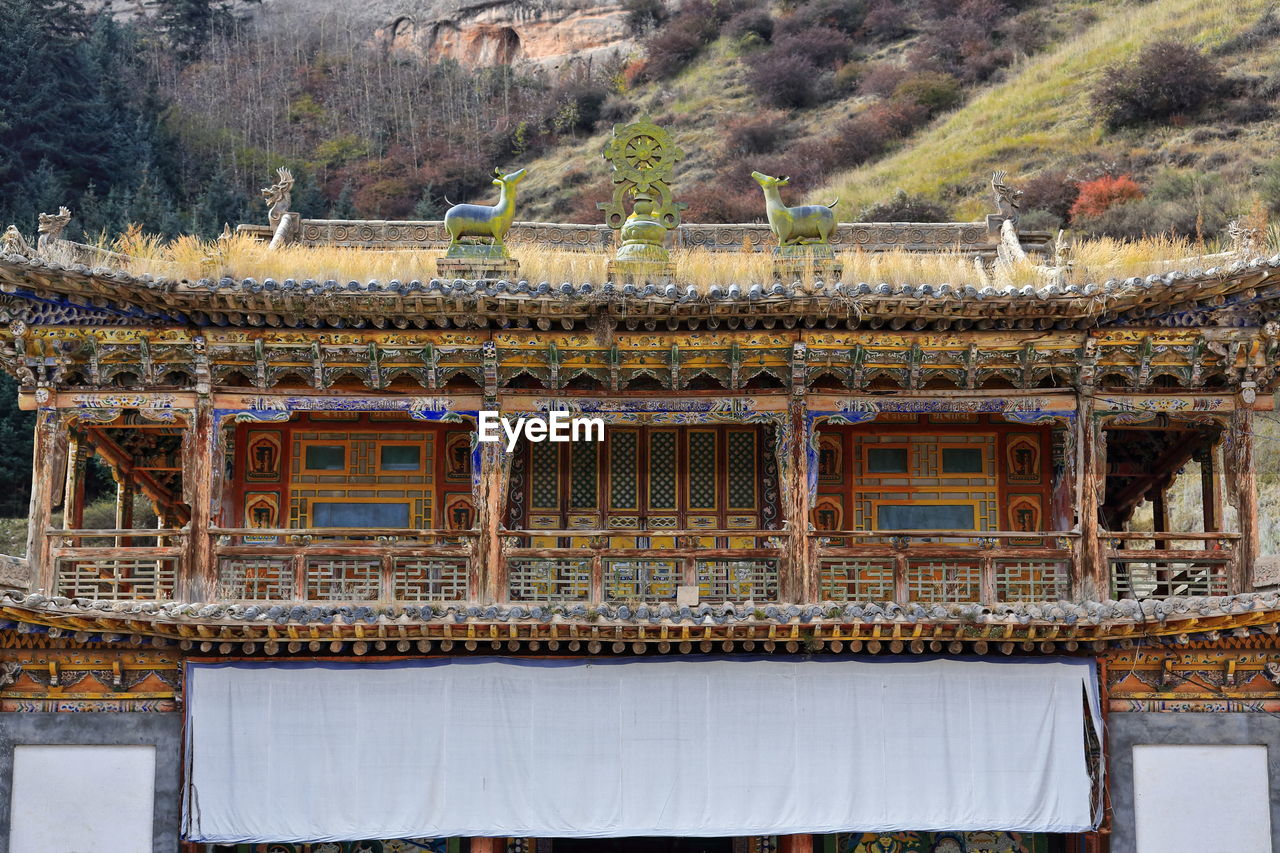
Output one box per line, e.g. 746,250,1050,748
218,556,294,600
508,558,591,602
55,557,177,601
604,559,680,601
1110,558,1229,599
304,556,381,601
907,560,981,604
819,558,896,602
392,556,468,601
995,558,1068,601
697,559,779,601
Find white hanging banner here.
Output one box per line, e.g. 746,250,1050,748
183,657,1100,843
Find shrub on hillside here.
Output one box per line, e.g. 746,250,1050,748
858,61,908,98
771,26,853,68
1018,170,1080,224
1092,40,1225,129
1069,174,1142,221
1073,170,1240,240
860,189,949,222
892,71,962,116
1261,157,1280,217
747,52,821,109
775,0,867,37
860,0,912,41
623,0,667,32
723,112,789,156
726,8,774,44
638,2,722,80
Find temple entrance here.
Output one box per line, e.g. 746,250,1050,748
554,839,734,853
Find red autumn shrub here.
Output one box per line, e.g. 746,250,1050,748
1069,174,1143,221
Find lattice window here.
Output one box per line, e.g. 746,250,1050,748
727,429,757,510
392,557,468,601
217,556,294,600
609,430,638,510
1110,558,1228,598
907,560,981,603
508,558,591,602
605,559,680,601
697,558,779,601
304,557,381,601
996,559,1068,601
819,558,895,602
688,430,718,510
648,430,677,510
570,443,598,509
530,442,559,509
55,558,177,601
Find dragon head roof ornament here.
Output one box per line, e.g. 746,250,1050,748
261,167,294,228
991,170,1023,223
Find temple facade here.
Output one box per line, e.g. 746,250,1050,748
0,165,1278,852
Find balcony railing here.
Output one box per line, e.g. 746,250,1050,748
39,525,1247,606
212,528,475,603
503,529,787,604
1106,532,1236,598
815,531,1075,604
50,529,188,601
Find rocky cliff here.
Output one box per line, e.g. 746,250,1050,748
91,0,642,67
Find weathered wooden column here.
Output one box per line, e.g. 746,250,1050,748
1076,395,1108,600
1225,407,1258,592
1196,444,1221,533
779,835,814,853
183,400,217,601
780,400,814,603
26,408,68,593
61,432,88,530
470,838,504,853
475,441,506,604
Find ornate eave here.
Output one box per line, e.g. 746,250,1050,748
2,591,1277,655
3,250,1280,332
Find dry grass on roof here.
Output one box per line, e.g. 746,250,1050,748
92,228,1271,290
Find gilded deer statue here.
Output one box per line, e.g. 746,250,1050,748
751,171,836,247
444,168,527,252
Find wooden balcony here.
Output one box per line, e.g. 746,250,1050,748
40,526,1250,606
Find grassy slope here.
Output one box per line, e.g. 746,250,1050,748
518,0,1278,222
819,0,1278,219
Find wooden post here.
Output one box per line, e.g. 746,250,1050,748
1227,408,1258,592
1197,444,1220,534
779,835,814,853
184,400,216,601
62,433,88,531
116,478,135,547
781,401,813,602
475,442,505,604
1077,395,1108,601
470,839,503,853
26,409,67,593
1150,486,1167,549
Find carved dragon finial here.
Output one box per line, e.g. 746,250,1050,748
991,170,1022,224
261,167,294,229
1227,219,1260,259
36,206,72,255
1,225,34,256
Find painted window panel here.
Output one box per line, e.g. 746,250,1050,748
570,443,599,509
305,444,346,471
380,444,421,471
877,503,975,530
688,430,718,510
942,447,984,474
648,431,677,510
313,501,410,528
609,430,639,510
727,429,757,511
530,442,560,510
866,447,909,473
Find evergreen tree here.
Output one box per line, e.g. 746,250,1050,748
0,373,34,518
329,182,358,219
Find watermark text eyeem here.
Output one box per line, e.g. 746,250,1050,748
477,411,605,451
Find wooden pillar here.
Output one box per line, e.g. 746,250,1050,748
470,838,503,853
1227,408,1258,592
475,442,505,604
1150,486,1167,549
1076,395,1108,601
62,433,88,531
1197,444,1220,533
780,400,813,603
116,477,135,548
184,400,216,601
26,409,68,593
779,835,814,853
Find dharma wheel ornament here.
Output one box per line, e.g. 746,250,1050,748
436,167,527,280
751,170,841,283
599,118,686,281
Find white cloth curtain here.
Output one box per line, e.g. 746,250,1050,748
183,657,1100,843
